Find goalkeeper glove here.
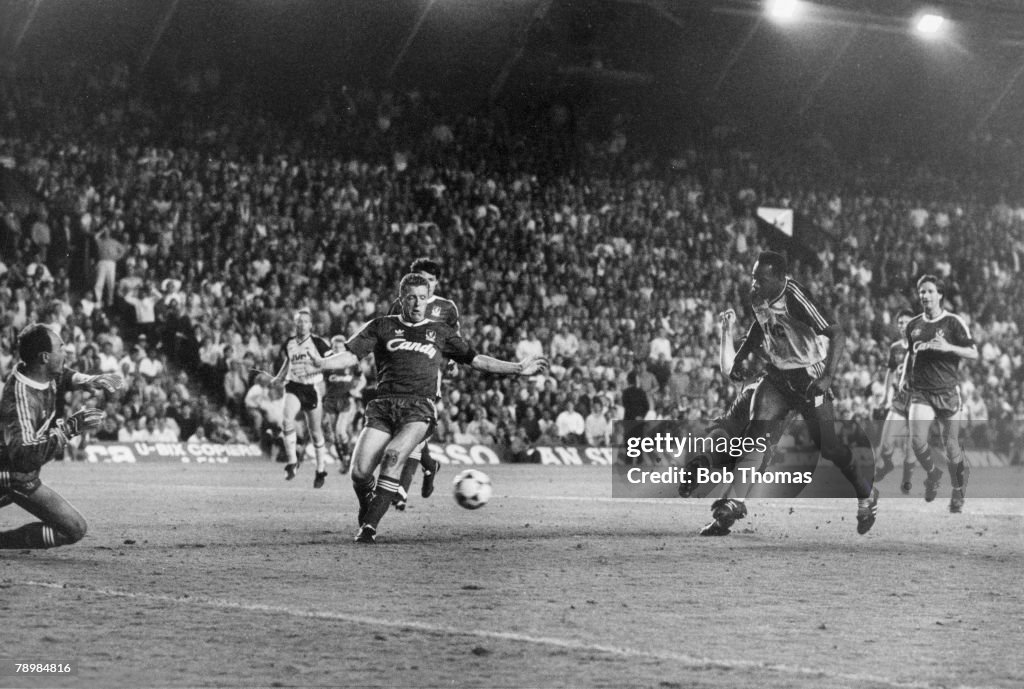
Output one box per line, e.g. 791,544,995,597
56,408,106,441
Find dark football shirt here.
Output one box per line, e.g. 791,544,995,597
905,312,974,392
346,316,476,399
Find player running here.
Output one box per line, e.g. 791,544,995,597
321,273,547,544
901,275,978,512
1,325,122,549
387,258,459,510
678,308,795,535
716,251,878,535
323,335,363,475
874,309,934,493
271,309,333,488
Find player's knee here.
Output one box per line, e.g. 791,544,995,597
350,461,372,482
282,420,296,434
62,516,88,544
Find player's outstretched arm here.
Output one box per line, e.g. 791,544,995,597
469,353,549,377
72,371,124,392
269,357,290,386
319,347,360,371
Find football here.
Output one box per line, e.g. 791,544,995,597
453,469,493,510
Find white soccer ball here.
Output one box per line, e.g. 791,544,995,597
453,469,492,510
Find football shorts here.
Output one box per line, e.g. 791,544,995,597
909,388,962,418
285,381,322,412
364,396,437,436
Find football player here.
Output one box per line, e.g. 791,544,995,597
322,335,364,475
1,325,121,549
722,252,878,534
874,310,918,492
271,309,333,487
320,273,547,543
901,275,978,512
387,258,460,510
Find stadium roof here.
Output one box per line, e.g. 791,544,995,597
5,0,1024,149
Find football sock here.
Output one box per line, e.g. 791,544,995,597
827,445,872,499
352,476,376,523
352,476,375,501
837,459,873,500
362,477,400,529
948,460,968,492
901,461,914,482
313,440,328,472
283,430,298,466
398,457,418,498
0,523,61,549
419,444,433,470
914,447,935,474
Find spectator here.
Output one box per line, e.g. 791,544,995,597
30,208,51,263
93,227,127,307
554,400,586,445
622,371,650,421
518,406,542,444
515,327,544,362
584,397,612,446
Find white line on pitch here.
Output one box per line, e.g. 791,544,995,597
13,580,964,689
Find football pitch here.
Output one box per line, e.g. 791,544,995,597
1,461,1022,689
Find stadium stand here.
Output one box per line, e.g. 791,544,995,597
1,57,1022,460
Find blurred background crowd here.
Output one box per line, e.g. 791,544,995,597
1,56,1023,461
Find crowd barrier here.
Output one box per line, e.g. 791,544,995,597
82,442,264,464
78,442,616,465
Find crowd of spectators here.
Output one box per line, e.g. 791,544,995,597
1,57,1023,461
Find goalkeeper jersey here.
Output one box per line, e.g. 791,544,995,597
0,366,76,476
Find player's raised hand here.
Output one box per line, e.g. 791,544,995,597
519,355,549,376
718,309,736,328
89,373,123,393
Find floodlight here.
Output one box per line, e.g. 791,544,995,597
766,0,803,24
915,13,946,37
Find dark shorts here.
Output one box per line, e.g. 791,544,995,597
0,469,42,497
364,397,436,436
322,395,353,416
710,381,759,438
910,388,962,418
765,366,819,405
890,388,911,417
285,382,321,412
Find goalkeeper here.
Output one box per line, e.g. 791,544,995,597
0,324,121,549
